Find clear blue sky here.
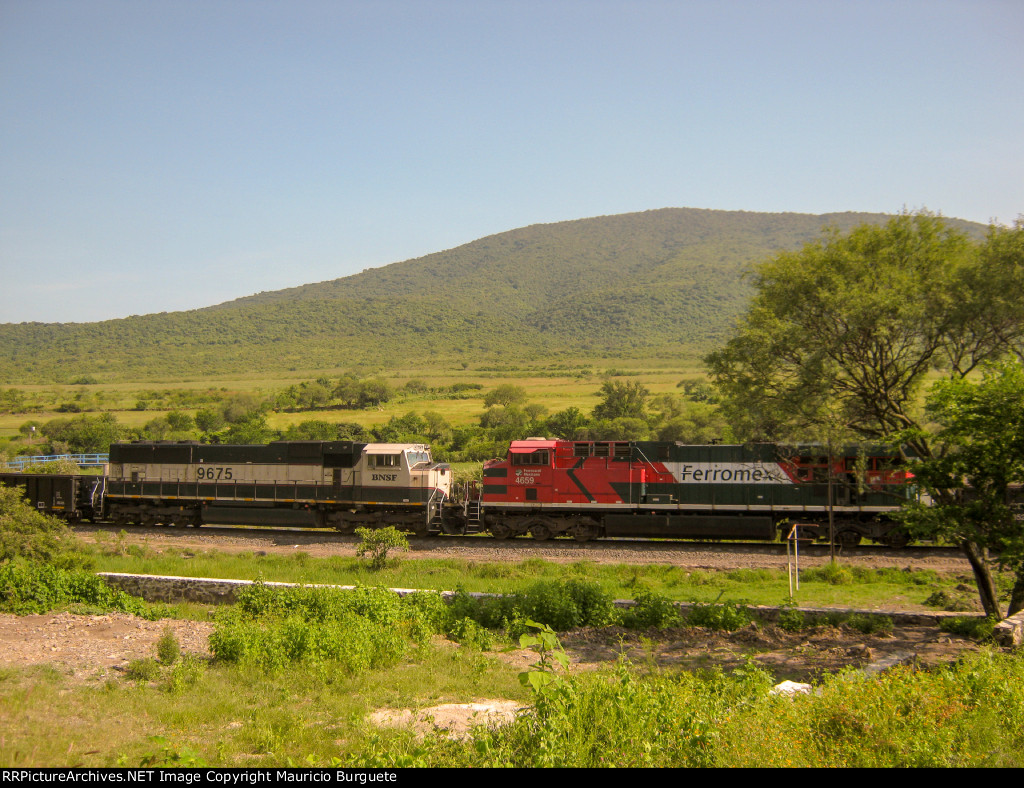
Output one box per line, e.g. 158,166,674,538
2,0,1021,324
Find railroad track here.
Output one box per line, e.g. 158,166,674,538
72,522,966,561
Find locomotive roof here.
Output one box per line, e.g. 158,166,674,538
363,443,431,452
508,440,558,452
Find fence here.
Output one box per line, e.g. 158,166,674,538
3,454,109,470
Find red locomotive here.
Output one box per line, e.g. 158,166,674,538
475,439,913,545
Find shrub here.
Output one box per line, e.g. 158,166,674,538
0,562,151,617
777,606,807,632
939,616,996,640
846,613,894,636
0,484,75,565
157,627,180,665
620,589,682,629
923,590,976,612
803,561,853,585
446,580,614,634
686,602,752,631
126,658,161,682
355,526,409,570
448,617,493,651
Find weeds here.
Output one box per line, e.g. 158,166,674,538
0,561,155,617
686,602,752,631
939,616,997,640
156,628,180,665
620,589,681,628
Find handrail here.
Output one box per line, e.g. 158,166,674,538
2,453,109,470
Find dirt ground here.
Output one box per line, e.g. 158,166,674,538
0,607,982,686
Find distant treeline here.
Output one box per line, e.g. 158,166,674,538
1,378,727,466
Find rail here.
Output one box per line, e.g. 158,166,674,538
2,453,109,470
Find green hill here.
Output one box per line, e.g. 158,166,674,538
0,208,986,382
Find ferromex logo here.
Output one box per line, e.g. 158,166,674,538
668,462,791,484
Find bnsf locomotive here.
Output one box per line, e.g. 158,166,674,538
1,438,914,545
103,440,453,535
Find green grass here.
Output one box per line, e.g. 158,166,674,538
0,641,528,767
83,542,983,613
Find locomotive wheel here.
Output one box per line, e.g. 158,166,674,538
325,512,356,534
489,522,512,540
879,531,910,548
530,523,553,541
836,530,862,547
573,524,599,542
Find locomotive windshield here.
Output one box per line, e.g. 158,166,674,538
406,448,431,466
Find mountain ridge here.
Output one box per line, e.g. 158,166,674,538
0,208,988,382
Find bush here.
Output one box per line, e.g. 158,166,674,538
157,627,180,665
620,589,682,629
777,606,807,632
923,590,976,612
126,658,161,682
446,580,615,634
939,615,996,640
0,484,76,565
803,561,853,585
448,617,493,651
686,603,752,631
846,613,894,636
212,583,447,675
355,526,409,570
0,562,151,617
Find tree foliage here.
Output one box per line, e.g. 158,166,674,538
706,213,1023,450
592,380,649,421
706,213,1024,616
900,362,1024,615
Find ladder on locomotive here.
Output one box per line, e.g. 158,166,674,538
462,480,483,527
427,487,447,531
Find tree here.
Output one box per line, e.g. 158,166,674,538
221,393,266,424
900,362,1024,616
39,413,126,453
706,213,1023,448
592,380,649,421
706,213,1024,615
357,378,393,409
546,407,589,440
484,384,528,409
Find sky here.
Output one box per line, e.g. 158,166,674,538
1,0,1022,324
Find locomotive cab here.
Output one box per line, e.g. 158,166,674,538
353,443,452,502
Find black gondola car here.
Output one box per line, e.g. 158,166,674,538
0,472,105,522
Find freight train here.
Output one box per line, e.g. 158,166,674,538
1,438,916,546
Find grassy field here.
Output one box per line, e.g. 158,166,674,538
0,356,704,439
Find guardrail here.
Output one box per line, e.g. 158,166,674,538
3,453,109,470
